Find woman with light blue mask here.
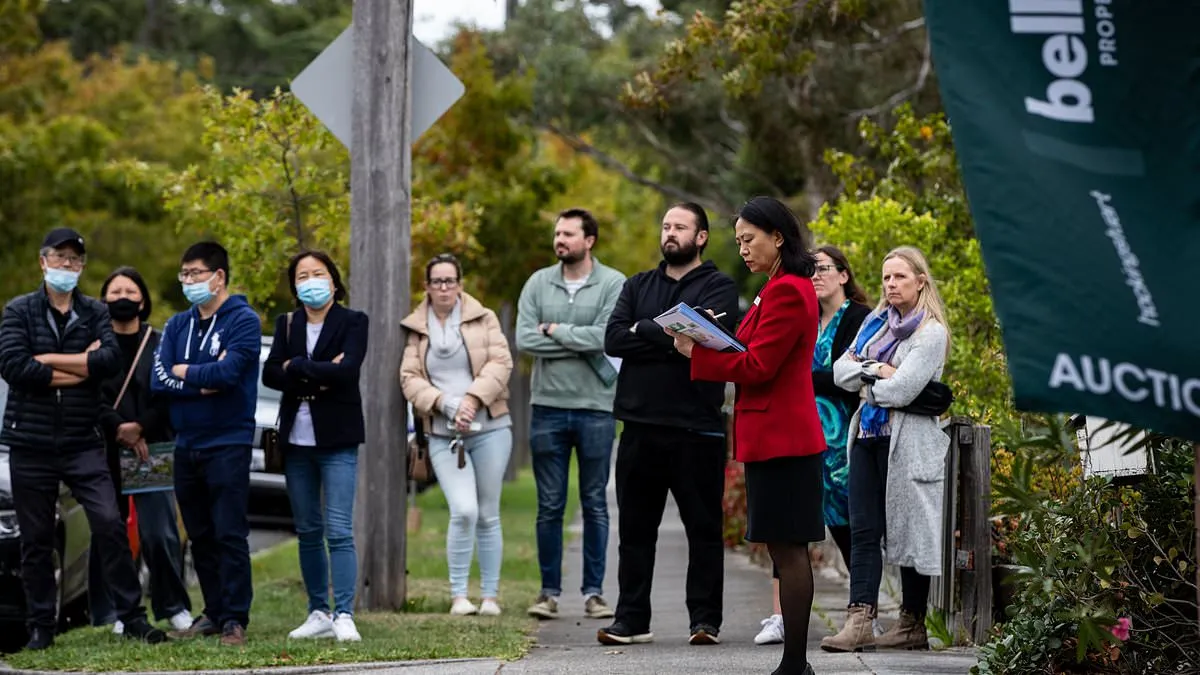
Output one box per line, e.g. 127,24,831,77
262,250,369,642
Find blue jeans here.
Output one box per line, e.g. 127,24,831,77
529,405,615,598
429,428,512,599
285,445,359,615
90,491,192,624
174,445,253,628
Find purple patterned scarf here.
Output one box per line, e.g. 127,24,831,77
864,306,925,366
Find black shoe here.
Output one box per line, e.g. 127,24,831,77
123,617,168,644
689,623,720,645
771,663,815,675
24,626,54,651
597,622,654,645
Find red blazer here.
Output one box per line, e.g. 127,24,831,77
691,271,824,463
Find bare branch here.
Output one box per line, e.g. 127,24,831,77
846,37,932,118
538,122,733,215
814,17,925,52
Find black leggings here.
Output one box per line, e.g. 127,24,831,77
772,524,851,579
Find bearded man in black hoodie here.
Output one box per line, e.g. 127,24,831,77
598,203,740,647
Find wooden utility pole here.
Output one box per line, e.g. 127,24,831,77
349,0,413,610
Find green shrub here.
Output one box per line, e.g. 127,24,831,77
975,419,1198,674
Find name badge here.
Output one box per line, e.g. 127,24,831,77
753,296,761,306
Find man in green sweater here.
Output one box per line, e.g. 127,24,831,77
516,208,626,621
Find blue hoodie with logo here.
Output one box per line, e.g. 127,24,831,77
151,294,262,450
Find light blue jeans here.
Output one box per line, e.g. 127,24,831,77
429,427,512,599
285,445,358,615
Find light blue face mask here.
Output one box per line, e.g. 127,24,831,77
296,278,333,309
182,278,214,306
44,267,80,294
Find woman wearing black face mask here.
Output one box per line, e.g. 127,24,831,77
90,267,195,635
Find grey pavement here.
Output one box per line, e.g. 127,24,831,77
489,470,979,675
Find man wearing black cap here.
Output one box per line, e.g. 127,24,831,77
0,228,167,650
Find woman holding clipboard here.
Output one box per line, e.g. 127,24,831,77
668,196,824,675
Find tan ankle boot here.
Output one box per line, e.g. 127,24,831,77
875,609,929,650
819,604,876,653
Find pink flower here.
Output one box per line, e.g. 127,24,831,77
1111,616,1132,641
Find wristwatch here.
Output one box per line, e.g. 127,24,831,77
541,324,551,337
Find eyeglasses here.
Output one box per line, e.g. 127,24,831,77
44,251,86,269
428,278,459,289
178,268,214,282
812,264,842,277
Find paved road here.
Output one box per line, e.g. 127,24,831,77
249,528,293,554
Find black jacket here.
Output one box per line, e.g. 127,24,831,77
99,326,173,445
262,303,368,450
0,285,122,451
604,260,740,433
812,301,872,410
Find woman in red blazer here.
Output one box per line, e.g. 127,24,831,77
668,196,824,675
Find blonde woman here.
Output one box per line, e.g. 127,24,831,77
822,246,952,653
401,253,514,617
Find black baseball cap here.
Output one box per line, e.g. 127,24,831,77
42,228,86,254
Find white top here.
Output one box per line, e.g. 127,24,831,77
563,273,590,301
288,322,324,447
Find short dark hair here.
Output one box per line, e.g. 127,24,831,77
287,250,347,304
181,241,230,283
557,208,599,241
816,244,869,304
736,196,816,277
425,253,463,282
99,267,152,321
668,202,710,254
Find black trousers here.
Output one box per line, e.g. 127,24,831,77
614,421,726,631
10,446,147,630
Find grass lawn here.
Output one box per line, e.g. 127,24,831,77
5,465,579,671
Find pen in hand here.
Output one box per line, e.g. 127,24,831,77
708,311,727,320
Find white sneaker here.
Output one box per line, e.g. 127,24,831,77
450,597,478,616
288,610,335,639
478,599,502,616
169,610,194,632
331,613,361,642
754,614,784,645
111,620,124,635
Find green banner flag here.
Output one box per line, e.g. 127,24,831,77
924,1,1200,440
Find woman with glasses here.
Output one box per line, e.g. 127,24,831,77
263,250,369,642
400,253,514,617
754,245,872,646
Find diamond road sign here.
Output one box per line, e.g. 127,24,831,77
291,27,465,149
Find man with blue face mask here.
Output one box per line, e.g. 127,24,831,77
151,241,262,647
0,228,168,650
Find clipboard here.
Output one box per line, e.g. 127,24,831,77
652,303,746,352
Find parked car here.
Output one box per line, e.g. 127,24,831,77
249,337,293,528
0,378,91,652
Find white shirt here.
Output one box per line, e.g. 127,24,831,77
563,273,590,301
288,322,324,447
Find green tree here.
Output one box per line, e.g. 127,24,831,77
809,105,1009,424
162,87,482,319
0,41,208,320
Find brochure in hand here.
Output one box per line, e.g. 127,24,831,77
119,442,176,494
652,303,746,353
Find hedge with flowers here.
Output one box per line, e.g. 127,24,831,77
972,418,1198,674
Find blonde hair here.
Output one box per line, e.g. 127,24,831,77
874,245,952,357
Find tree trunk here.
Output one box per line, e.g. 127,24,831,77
350,0,413,611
